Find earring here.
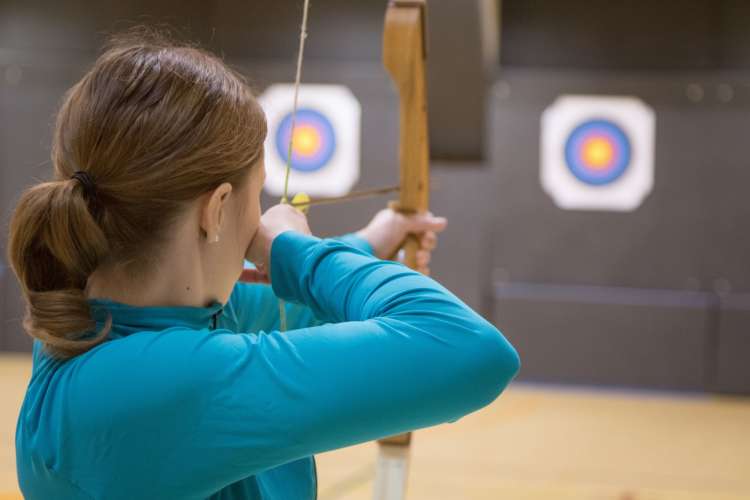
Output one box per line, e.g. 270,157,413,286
213,234,220,244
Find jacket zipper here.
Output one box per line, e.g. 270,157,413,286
210,307,223,330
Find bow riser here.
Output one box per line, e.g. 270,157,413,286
375,2,430,499
383,0,430,271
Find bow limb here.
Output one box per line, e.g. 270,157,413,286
374,1,430,499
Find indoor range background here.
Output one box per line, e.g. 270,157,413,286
1,0,749,399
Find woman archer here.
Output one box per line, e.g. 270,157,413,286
8,31,520,500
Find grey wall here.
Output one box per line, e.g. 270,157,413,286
1,0,749,394
486,69,750,394
490,0,750,394
500,0,750,71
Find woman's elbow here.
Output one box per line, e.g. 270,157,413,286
472,323,521,404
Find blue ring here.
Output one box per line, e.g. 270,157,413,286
275,108,337,173
564,119,631,186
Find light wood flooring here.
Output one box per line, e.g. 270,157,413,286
2,353,748,500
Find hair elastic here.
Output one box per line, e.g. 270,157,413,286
71,171,97,199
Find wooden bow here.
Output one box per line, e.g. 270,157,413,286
373,1,430,499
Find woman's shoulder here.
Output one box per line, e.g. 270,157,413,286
30,327,242,388
24,329,247,427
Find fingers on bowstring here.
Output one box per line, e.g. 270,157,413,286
239,269,270,284
420,231,437,251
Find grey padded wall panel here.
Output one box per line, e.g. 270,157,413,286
715,296,750,394
492,290,710,390
500,0,750,71
488,70,750,293
486,70,750,392
0,82,8,351
0,1,214,53
0,55,85,351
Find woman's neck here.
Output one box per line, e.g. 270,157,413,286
86,239,211,308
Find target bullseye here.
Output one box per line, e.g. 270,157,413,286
564,119,631,186
581,138,613,168
259,84,361,197
540,95,655,212
275,108,337,173
294,126,321,155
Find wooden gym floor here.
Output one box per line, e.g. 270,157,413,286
2,353,749,500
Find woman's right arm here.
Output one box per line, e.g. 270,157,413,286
226,232,377,332
198,231,520,476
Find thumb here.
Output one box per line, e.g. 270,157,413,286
406,213,447,233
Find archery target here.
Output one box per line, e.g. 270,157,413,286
541,95,655,211
259,84,361,197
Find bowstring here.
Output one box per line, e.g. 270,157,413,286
279,0,311,331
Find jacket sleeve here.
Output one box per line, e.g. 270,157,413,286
50,232,515,498
226,233,375,332
193,231,520,478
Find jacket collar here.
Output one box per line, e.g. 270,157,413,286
88,298,224,338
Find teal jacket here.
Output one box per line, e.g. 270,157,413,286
16,232,520,499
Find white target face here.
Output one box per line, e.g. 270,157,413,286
540,95,655,212
259,84,361,197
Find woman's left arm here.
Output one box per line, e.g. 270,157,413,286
231,209,446,332
229,233,374,332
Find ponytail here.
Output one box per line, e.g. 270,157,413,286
7,29,266,359
8,179,110,358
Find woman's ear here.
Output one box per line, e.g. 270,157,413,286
200,182,233,243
